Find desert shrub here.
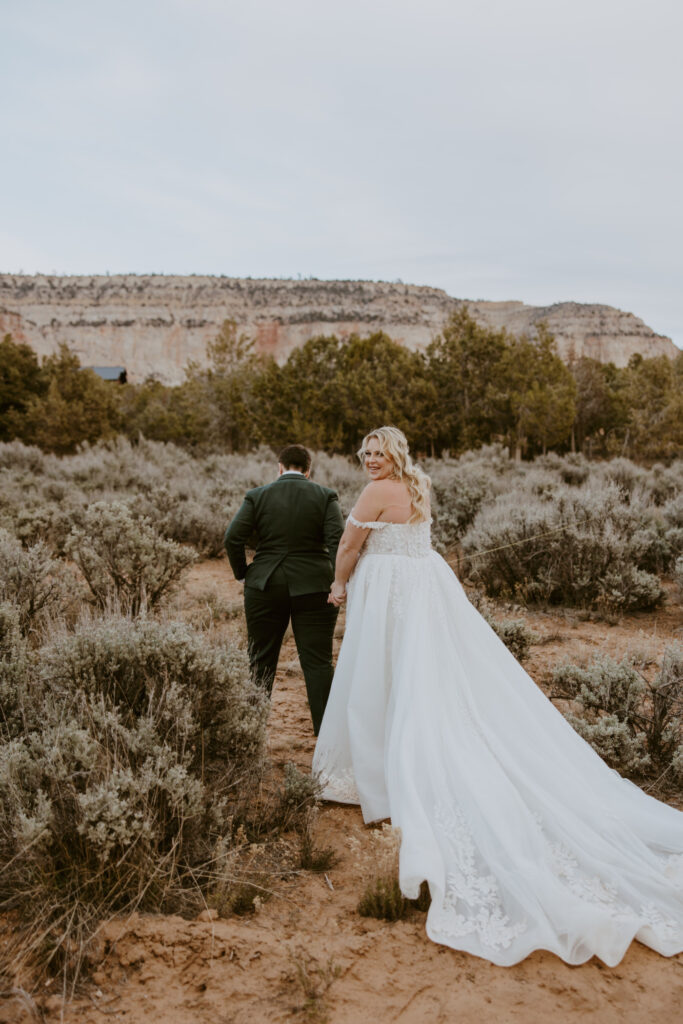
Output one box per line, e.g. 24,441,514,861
426,446,517,555
675,556,683,599
553,654,646,718
552,648,683,783
646,646,683,767
596,566,665,611
662,491,683,529
269,765,337,872
462,481,664,610
597,457,648,497
430,471,493,554
38,615,266,768
65,501,197,614
0,527,76,633
0,614,268,986
0,602,32,740
534,452,591,486
0,439,48,473
672,745,683,787
485,615,535,661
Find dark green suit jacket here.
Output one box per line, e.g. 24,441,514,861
223,473,344,595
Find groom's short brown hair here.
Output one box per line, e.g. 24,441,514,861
278,444,312,473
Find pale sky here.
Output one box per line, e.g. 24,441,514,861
2,0,682,348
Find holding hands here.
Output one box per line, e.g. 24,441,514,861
328,581,347,606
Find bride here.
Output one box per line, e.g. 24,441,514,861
312,426,683,967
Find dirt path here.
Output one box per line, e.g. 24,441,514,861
34,560,683,1024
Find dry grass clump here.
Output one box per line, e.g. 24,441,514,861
350,824,430,921
65,501,197,614
290,952,342,1024
0,614,268,991
552,646,683,787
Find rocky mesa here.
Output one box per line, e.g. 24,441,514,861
0,273,677,385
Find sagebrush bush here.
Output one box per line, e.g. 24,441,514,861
0,602,31,741
485,615,535,661
426,445,517,555
462,481,665,610
0,614,268,986
0,527,76,633
66,501,197,614
675,556,683,599
552,648,683,783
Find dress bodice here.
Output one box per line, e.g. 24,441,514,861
348,514,432,558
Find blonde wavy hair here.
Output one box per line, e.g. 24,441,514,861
357,426,431,523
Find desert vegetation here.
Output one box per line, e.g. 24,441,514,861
0,321,682,1012
0,444,339,998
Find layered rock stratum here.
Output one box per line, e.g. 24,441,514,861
0,273,677,384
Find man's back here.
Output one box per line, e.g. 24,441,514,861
223,447,344,735
224,473,343,595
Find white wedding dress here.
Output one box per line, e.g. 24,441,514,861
312,516,683,966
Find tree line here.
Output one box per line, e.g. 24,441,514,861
1,309,682,460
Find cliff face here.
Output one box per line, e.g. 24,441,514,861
0,274,677,385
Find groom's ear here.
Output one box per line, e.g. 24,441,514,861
277,463,285,476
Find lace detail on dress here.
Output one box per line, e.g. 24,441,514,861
348,517,432,558
431,802,528,951
314,760,360,804
546,836,627,912
639,902,683,941
532,814,683,941
348,514,389,530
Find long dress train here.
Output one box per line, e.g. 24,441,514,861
311,516,683,967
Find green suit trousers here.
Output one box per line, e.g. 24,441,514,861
243,566,338,736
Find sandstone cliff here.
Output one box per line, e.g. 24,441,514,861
0,274,677,385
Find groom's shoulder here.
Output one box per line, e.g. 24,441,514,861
308,480,339,502
245,478,338,502
244,481,274,500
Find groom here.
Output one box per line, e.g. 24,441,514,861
223,444,344,735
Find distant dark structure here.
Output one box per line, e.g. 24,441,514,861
88,366,127,384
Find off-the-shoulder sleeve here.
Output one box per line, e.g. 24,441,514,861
347,513,388,530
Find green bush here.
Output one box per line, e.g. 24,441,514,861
66,501,197,614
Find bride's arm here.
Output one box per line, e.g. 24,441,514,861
328,484,383,606
328,522,369,605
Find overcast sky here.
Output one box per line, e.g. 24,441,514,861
2,0,682,347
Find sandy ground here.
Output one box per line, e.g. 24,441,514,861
9,559,683,1024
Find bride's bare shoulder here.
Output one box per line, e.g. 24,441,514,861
351,480,411,523
351,481,389,522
